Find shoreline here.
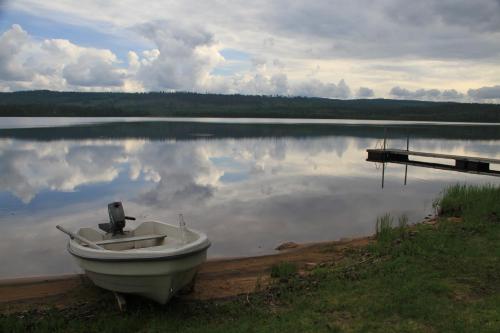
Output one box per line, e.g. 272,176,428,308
0,236,373,313
2,184,499,331
2,116,500,126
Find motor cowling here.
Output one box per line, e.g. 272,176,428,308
98,202,135,235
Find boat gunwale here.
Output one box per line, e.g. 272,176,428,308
67,242,210,262
67,221,210,261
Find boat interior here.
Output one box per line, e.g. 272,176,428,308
77,221,198,251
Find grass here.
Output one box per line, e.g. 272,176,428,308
375,213,393,239
374,213,410,254
2,184,500,332
436,183,500,219
270,262,298,279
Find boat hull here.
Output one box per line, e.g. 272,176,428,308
73,250,207,304
66,221,210,304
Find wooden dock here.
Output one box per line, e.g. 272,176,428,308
367,148,500,177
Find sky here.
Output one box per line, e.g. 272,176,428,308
0,0,499,102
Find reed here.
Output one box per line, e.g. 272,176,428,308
436,184,500,231
375,213,394,244
270,262,298,279
398,214,409,239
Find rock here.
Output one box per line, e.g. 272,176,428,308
304,262,317,270
275,242,299,251
423,218,438,225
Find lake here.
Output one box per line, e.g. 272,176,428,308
1,117,499,278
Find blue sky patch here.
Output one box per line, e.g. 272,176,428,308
219,171,249,183
0,170,150,217
220,48,251,61
0,9,151,61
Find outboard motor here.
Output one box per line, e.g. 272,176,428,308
98,202,136,235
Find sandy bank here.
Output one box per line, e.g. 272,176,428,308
0,236,372,313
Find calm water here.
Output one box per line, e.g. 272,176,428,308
0,118,499,278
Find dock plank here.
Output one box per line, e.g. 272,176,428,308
367,149,500,164
366,148,500,177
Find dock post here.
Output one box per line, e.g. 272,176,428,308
404,132,409,185
383,128,387,150
382,163,385,188
381,128,387,188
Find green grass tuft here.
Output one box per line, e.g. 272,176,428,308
375,213,393,241
437,183,500,217
270,261,298,279
398,214,409,239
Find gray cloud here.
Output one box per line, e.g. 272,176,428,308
270,73,288,95
442,89,466,101
356,87,374,98
468,85,500,100
291,79,351,99
432,1,500,33
263,0,500,60
134,20,222,91
1,2,500,100
62,56,125,87
227,72,291,96
390,86,465,101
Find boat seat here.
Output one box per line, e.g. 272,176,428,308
95,234,167,246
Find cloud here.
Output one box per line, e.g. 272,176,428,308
61,54,126,87
441,89,466,101
291,79,351,99
0,24,32,81
5,133,494,275
11,0,500,61
0,23,353,97
262,0,500,60
0,5,498,103
356,87,374,98
467,85,500,100
133,20,224,91
389,86,465,102
432,1,500,33
0,25,130,91
48,41,127,87
0,134,358,205
135,142,221,209
0,140,126,203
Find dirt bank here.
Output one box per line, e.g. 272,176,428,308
0,236,372,313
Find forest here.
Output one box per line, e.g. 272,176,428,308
1,90,499,122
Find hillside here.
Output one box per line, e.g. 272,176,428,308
1,91,500,122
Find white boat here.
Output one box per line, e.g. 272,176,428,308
57,202,210,304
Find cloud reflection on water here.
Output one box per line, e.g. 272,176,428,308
0,134,499,278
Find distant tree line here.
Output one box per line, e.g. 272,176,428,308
0,90,499,122
2,121,500,142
